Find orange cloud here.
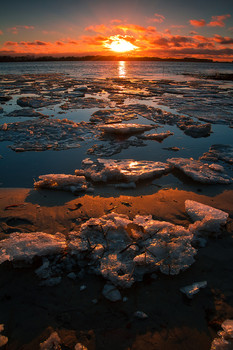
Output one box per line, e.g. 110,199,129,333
85,24,110,34
213,35,233,45
189,19,206,27
8,25,35,34
207,14,231,27
147,13,165,23
0,30,3,35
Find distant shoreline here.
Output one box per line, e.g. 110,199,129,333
0,55,228,63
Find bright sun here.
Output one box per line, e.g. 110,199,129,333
105,36,138,53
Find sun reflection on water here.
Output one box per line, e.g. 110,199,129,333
118,61,126,78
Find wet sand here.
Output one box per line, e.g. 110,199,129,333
0,187,233,349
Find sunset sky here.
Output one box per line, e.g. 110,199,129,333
0,0,233,61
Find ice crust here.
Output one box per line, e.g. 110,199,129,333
200,144,233,164
79,158,172,183
34,174,89,193
211,319,233,350
0,201,228,288
168,158,232,184
138,131,174,141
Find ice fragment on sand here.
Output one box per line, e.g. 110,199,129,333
102,283,122,301
211,319,233,350
168,158,232,184
98,123,154,135
0,232,66,264
185,200,228,235
40,331,61,350
0,324,8,347
34,174,89,193
180,281,207,298
80,158,172,183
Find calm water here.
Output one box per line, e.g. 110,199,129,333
0,60,233,80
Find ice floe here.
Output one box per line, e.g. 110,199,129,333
200,144,233,164
138,131,174,141
168,158,232,184
180,123,211,138
78,158,172,183
7,108,48,118
180,281,207,298
34,174,89,193
210,319,233,350
98,123,154,135
0,118,94,152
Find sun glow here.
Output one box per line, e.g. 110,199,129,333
105,35,138,53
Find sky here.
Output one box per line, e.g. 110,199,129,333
0,0,233,61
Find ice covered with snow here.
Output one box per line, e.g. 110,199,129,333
185,200,229,235
78,158,172,183
34,174,89,193
40,331,61,350
68,212,196,287
168,158,232,184
210,319,233,350
180,281,207,298
0,232,66,264
98,123,154,135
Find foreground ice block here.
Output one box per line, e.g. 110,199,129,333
211,319,233,350
185,200,229,235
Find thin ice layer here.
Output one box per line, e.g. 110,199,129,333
34,174,89,193
0,232,66,264
79,158,172,183
168,158,232,184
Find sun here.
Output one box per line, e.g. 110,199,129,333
105,35,138,53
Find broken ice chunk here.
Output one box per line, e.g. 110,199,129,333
185,200,229,236
34,174,89,193
168,158,232,184
180,281,207,298
134,311,148,319
200,144,233,164
98,123,154,135
80,158,172,183
185,200,229,223
0,232,66,264
102,283,122,301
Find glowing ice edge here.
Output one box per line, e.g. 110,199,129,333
0,200,229,288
